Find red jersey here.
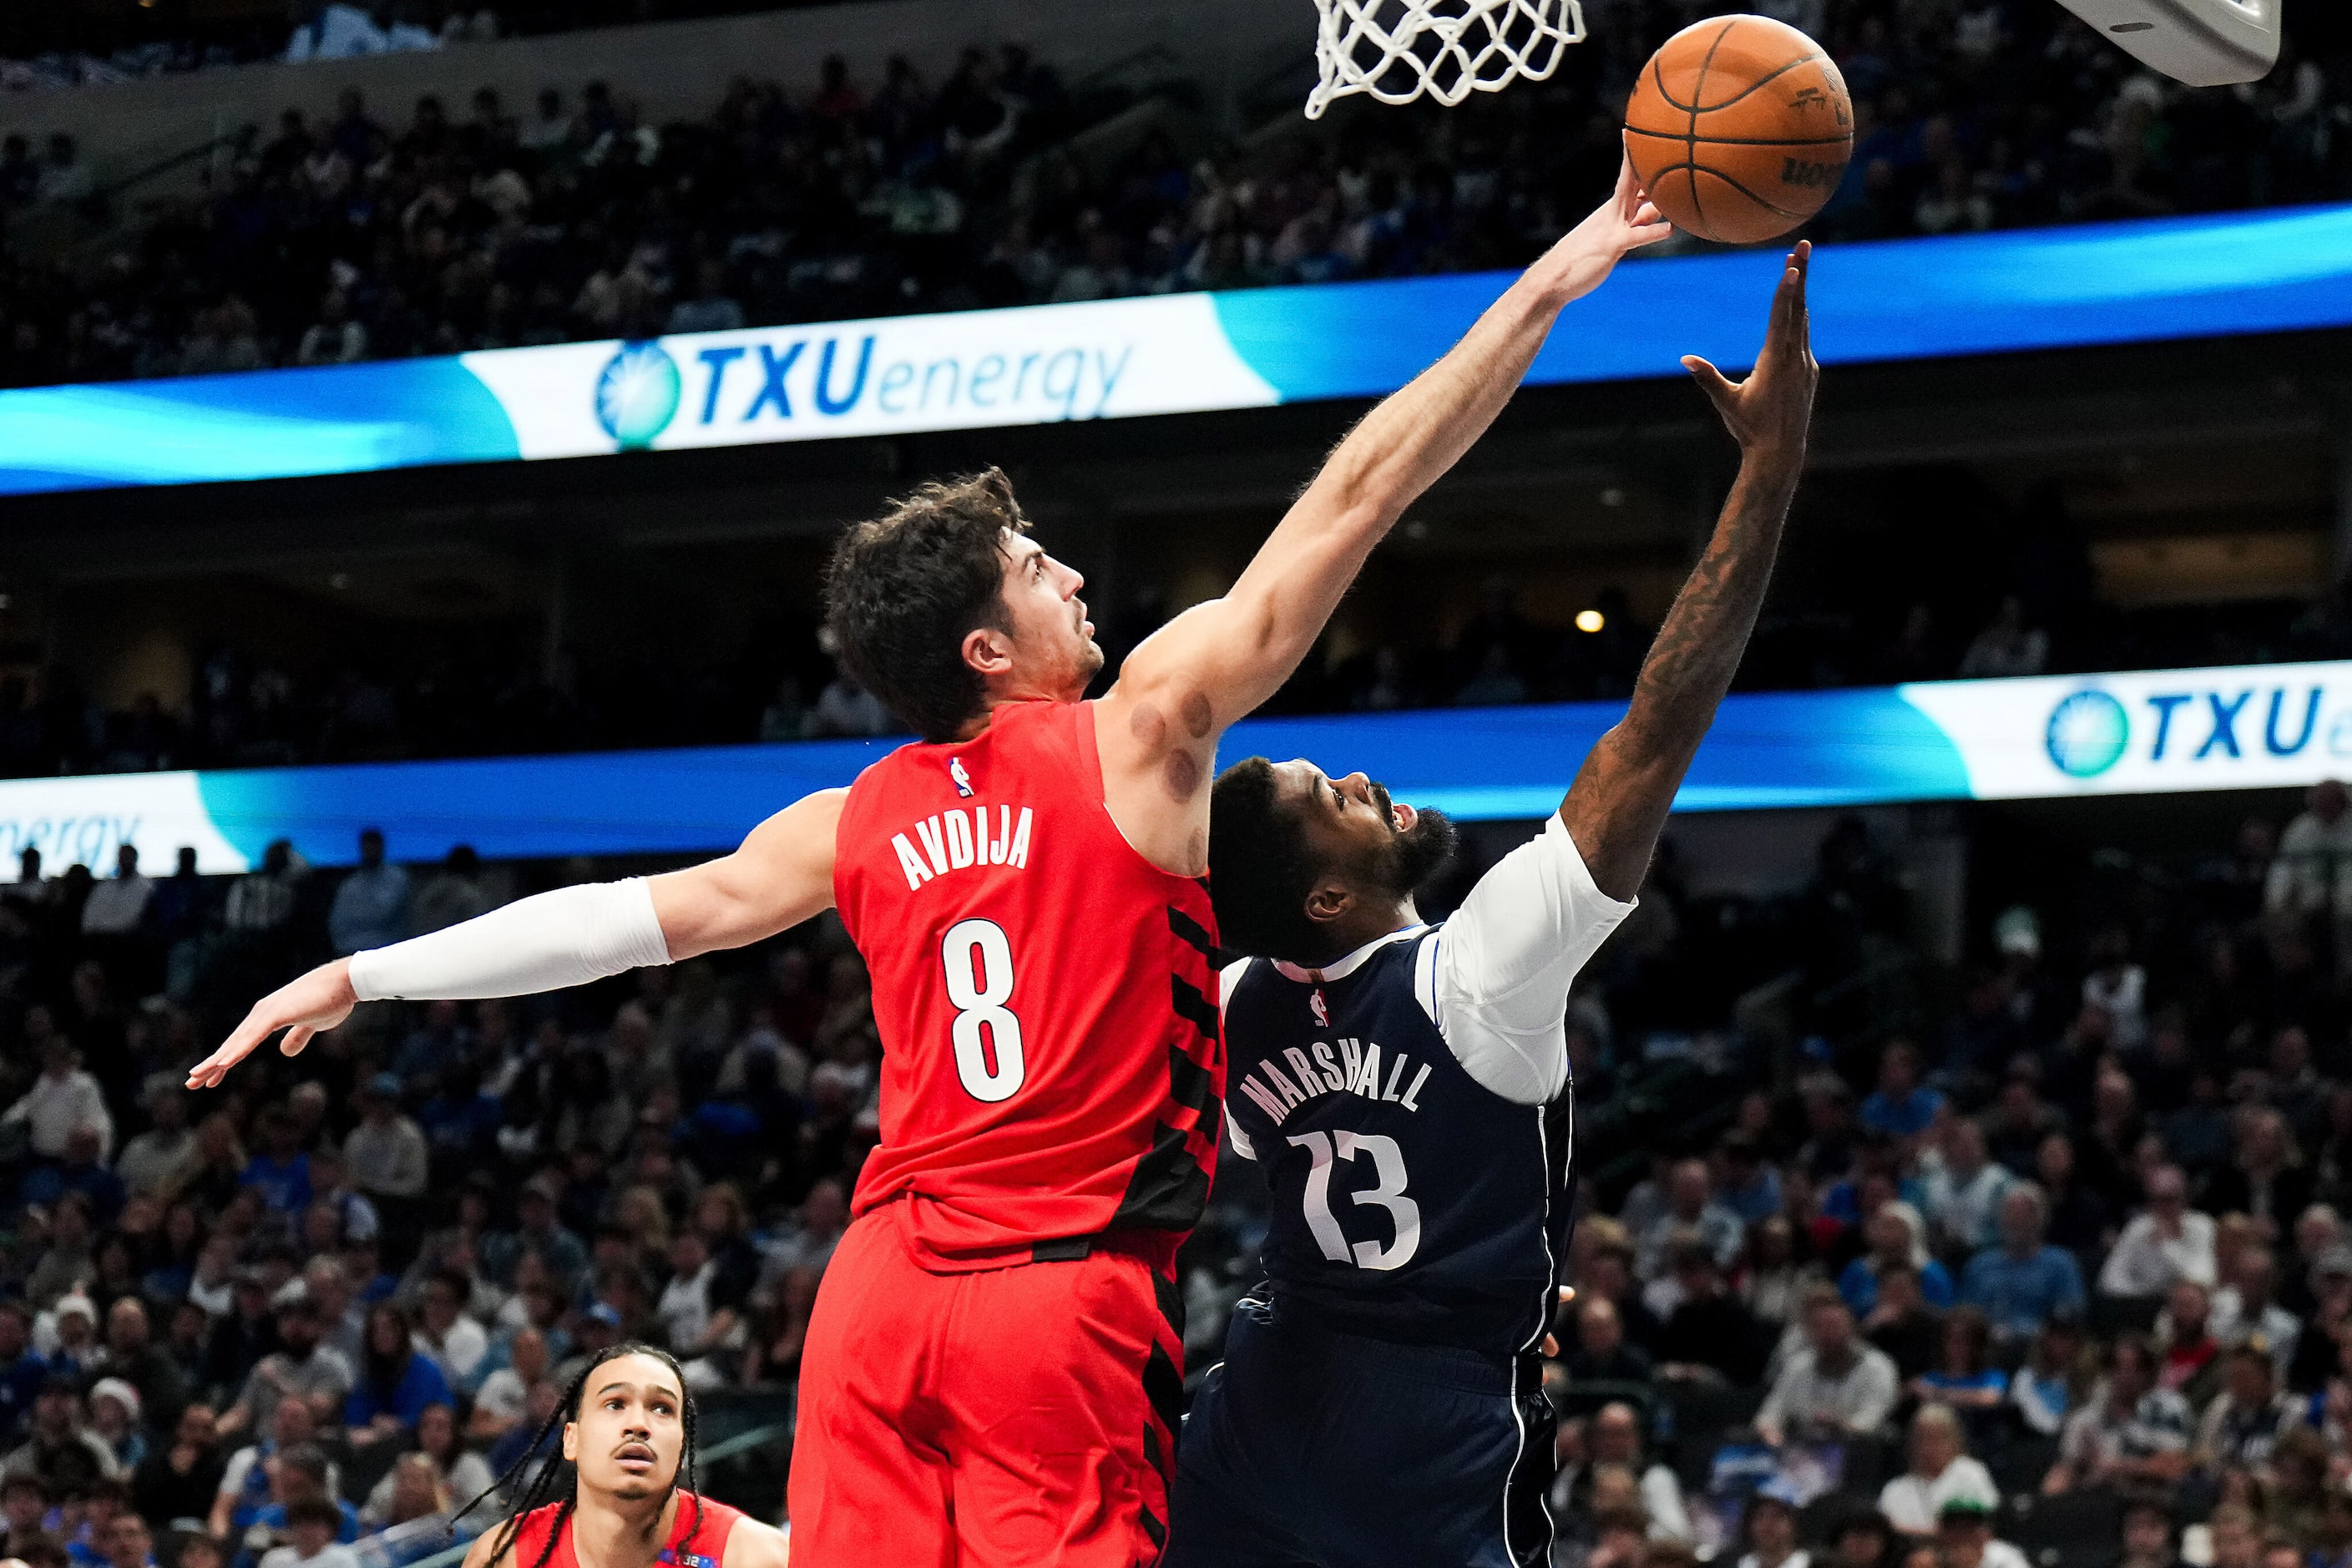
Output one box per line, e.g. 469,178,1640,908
833,698,1223,1267
504,1494,741,1568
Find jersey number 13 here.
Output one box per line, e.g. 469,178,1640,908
1287,1129,1422,1271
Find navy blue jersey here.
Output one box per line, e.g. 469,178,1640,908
1223,927,1575,1358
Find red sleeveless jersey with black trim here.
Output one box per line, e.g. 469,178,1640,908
833,697,1224,1267
504,1493,741,1568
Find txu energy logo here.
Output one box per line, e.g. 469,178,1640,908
594,341,683,450
2046,689,2130,777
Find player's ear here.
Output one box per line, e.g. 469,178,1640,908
559,1421,578,1463
960,623,1015,681
1304,881,1351,927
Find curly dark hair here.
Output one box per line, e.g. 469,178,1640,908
823,468,1029,742
1207,757,1328,964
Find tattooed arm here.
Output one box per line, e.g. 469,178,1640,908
1560,241,1819,901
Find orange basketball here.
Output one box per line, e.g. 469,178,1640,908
1623,14,1854,246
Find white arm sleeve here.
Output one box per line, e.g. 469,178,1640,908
1426,814,1635,1105
1219,957,1258,1161
346,878,670,1001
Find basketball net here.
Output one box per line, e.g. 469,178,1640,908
1304,0,1586,119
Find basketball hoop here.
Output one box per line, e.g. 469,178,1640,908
2053,0,2280,85
1303,0,1586,119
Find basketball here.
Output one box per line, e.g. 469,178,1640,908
1623,14,1854,246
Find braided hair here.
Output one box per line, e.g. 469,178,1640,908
456,1342,705,1568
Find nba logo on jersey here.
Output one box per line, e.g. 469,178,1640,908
949,757,974,797
1309,988,1329,1028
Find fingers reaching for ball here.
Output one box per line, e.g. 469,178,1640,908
1682,240,1818,460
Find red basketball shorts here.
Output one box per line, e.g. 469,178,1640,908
786,1203,1186,1567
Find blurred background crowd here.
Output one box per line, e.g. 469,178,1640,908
8,751,2352,1564
0,3,2344,392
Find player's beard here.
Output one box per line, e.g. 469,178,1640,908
1364,780,1457,897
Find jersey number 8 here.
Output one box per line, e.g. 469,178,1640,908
942,918,1024,1102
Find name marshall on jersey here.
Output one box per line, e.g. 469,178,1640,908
1235,1037,1433,1128
889,803,1035,891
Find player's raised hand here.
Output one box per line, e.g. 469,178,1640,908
1682,240,1818,463
1540,153,1675,305
185,958,358,1090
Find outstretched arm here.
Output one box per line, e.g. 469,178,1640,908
1095,159,1672,873
185,788,846,1090
1110,159,1670,736
1560,242,1818,900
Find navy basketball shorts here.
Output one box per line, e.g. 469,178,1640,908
1162,1294,1555,1568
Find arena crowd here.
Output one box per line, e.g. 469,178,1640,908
3,677,2352,1566
0,3,2345,392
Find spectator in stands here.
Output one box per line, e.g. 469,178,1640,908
2102,1165,2218,1301
1961,1184,2086,1341
1840,1203,1955,1315
293,295,367,369
222,843,299,939
0,1305,43,1444
1563,1296,1653,1387
1732,1493,1806,1568
2008,1316,2089,1436
2156,1280,2221,1399
2211,1243,2299,1376
342,1306,447,1450
2122,1496,2184,1568
406,848,489,938
1912,1308,2006,1421
2194,1343,2298,1472
94,1300,184,1437
255,1491,356,1568
1636,1160,1744,1282
326,832,407,958
4,1045,112,1163
1878,1404,2000,1537
409,1272,483,1393
1581,1401,1692,1545
129,1402,221,1530
114,1081,193,1202
1716,1133,1783,1228
1935,1498,2029,1568
2267,781,2352,932
1958,597,2049,679
2208,1109,2314,1235
79,850,152,945
219,1300,347,1444
1863,1264,1945,1383
1756,1287,1900,1447
2046,1335,2193,1493
2,1376,119,1487
340,1077,426,1244
1921,1118,2012,1257
1654,1240,1770,1385
2081,928,2148,1053
1859,1042,1944,1143
805,670,893,739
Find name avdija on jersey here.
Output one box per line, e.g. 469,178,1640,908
888,805,1035,890
1236,1038,1433,1126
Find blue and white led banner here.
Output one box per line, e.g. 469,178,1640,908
0,659,2344,873
3,203,2352,495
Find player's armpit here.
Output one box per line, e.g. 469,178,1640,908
650,787,847,959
